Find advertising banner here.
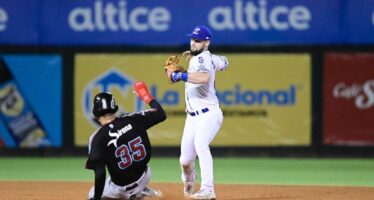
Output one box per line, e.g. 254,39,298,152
3,0,374,45
0,1,39,44
0,55,62,148
215,54,311,146
74,53,311,147
41,0,340,45
344,0,374,44
323,53,374,145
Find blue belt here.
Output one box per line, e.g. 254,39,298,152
188,108,209,116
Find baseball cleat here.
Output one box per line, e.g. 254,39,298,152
183,181,195,198
135,186,164,199
190,188,216,200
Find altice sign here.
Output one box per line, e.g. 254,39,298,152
4,0,374,45
208,0,311,31
67,0,171,32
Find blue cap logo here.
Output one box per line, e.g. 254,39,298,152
187,26,212,41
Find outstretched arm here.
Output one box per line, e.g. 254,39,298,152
171,71,210,84
132,81,167,129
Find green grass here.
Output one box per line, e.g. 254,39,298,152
212,158,374,186
0,157,91,181
0,157,373,187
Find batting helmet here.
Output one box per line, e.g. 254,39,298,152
92,92,118,118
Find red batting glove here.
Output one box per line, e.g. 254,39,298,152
134,81,154,104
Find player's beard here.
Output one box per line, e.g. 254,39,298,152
190,48,204,56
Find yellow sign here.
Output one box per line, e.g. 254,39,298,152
74,53,311,146
215,54,311,146
74,54,186,146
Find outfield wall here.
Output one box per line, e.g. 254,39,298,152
0,0,374,157
0,46,373,157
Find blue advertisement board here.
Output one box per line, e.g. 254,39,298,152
344,0,374,43
40,0,341,45
0,0,373,45
0,0,38,44
0,55,62,148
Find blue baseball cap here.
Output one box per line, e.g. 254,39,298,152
186,26,212,41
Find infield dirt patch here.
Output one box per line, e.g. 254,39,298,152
1,181,373,200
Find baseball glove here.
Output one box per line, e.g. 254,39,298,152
163,55,187,83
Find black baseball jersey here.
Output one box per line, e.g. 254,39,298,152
86,99,166,199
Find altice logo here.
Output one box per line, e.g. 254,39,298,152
208,0,311,31
68,0,171,32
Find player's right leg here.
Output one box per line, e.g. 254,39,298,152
179,115,197,198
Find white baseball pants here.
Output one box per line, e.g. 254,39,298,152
88,166,151,199
179,105,223,190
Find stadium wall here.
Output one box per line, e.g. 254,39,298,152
0,0,374,157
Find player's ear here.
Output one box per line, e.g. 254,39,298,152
204,40,210,48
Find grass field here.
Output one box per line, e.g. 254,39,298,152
0,157,374,187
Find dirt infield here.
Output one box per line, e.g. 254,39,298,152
1,181,374,200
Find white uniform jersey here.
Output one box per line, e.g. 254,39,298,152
185,51,227,111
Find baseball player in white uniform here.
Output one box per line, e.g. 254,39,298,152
168,25,228,200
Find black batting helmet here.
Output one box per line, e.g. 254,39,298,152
92,92,118,118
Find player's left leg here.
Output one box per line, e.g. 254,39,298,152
192,108,223,199
127,166,164,199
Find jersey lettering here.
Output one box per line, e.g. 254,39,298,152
108,124,133,148
115,136,146,169
198,56,204,63
115,144,132,169
129,137,146,161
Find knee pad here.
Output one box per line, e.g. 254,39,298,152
179,156,194,167
179,156,193,167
